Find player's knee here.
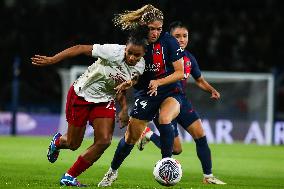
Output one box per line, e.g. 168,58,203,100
125,121,145,144
97,136,112,146
68,142,81,151
191,131,205,139
158,116,172,124
95,140,112,151
172,149,182,155
125,134,139,144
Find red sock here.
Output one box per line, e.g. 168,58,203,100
55,136,61,148
67,156,92,178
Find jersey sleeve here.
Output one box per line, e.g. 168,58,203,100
189,54,202,80
166,35,185,63
92,44,122,61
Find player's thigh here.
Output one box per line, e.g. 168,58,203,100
65,85,90,146
89,100,116,142
186,119,205,139
92,118,115,143
125,117,148,144
159,97,180,124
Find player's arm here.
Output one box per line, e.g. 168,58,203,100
31,45,92,66
148,58,184,96
195,76,220,100
114,75,140,94
116,91,129,128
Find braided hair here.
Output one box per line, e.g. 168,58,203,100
113,4,163,30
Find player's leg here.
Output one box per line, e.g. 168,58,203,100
186,120,225,184
47,85,88,163
98,97,159,187
98,117,148,187
186,119,211,175
158,96,180,158
47,120,87,163
62,118,114,187
62,101,116,187
57,124,87,187
172,136,182,155
138,118,183,155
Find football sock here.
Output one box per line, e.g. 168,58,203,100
150,133,161,148
111,137,134,170
194,136,212,175
204,173,213,178
145,130,154,140
67,156,92,178
159,123,174,158
55,136,61,148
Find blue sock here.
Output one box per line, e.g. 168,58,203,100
111,137,134,170
150,133,161,148
158,123,174,158
194,136,212,175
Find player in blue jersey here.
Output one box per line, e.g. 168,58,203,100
137,21,226,184
98,5,185,187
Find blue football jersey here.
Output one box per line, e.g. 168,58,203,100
134,32,185,97
180,50,201,92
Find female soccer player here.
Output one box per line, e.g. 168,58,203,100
98,5,185,187
137,21,226,184
31,26,148,187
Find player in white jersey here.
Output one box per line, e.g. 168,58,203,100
31,25,148,187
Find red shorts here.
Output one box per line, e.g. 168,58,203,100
65,86,116,127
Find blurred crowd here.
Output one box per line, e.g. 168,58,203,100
0,0,283,118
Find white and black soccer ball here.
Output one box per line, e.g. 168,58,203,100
153,158,182,186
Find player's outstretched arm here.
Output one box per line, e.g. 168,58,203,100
195,76,220,100
31,45,93,66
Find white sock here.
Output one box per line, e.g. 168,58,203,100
203,174,213,178
145,130,153,140
110,167,117,173
65,173,74,177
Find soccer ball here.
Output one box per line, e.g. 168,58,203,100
153,157,182,186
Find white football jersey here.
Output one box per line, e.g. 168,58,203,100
73,44,145,103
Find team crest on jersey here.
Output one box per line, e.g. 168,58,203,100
155,49,161,55
186,60,191,67
183,56,191,79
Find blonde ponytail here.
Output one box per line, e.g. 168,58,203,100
113,4,163,30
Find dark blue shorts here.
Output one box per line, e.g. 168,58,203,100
154,94,200,137
130,93,183,121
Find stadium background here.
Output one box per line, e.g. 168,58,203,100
1,1,284,189
0,0,283,142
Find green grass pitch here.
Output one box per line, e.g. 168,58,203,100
0,136,283,189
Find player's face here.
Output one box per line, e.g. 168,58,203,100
125,43,145,66
171,27,188,49
147,20,163,43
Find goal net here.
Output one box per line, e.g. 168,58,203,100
58,67,274,145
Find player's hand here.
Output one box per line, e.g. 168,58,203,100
114,80,133,94
31,55,56,66
118,110,129,129
147,80,159,96
211,89,220,100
